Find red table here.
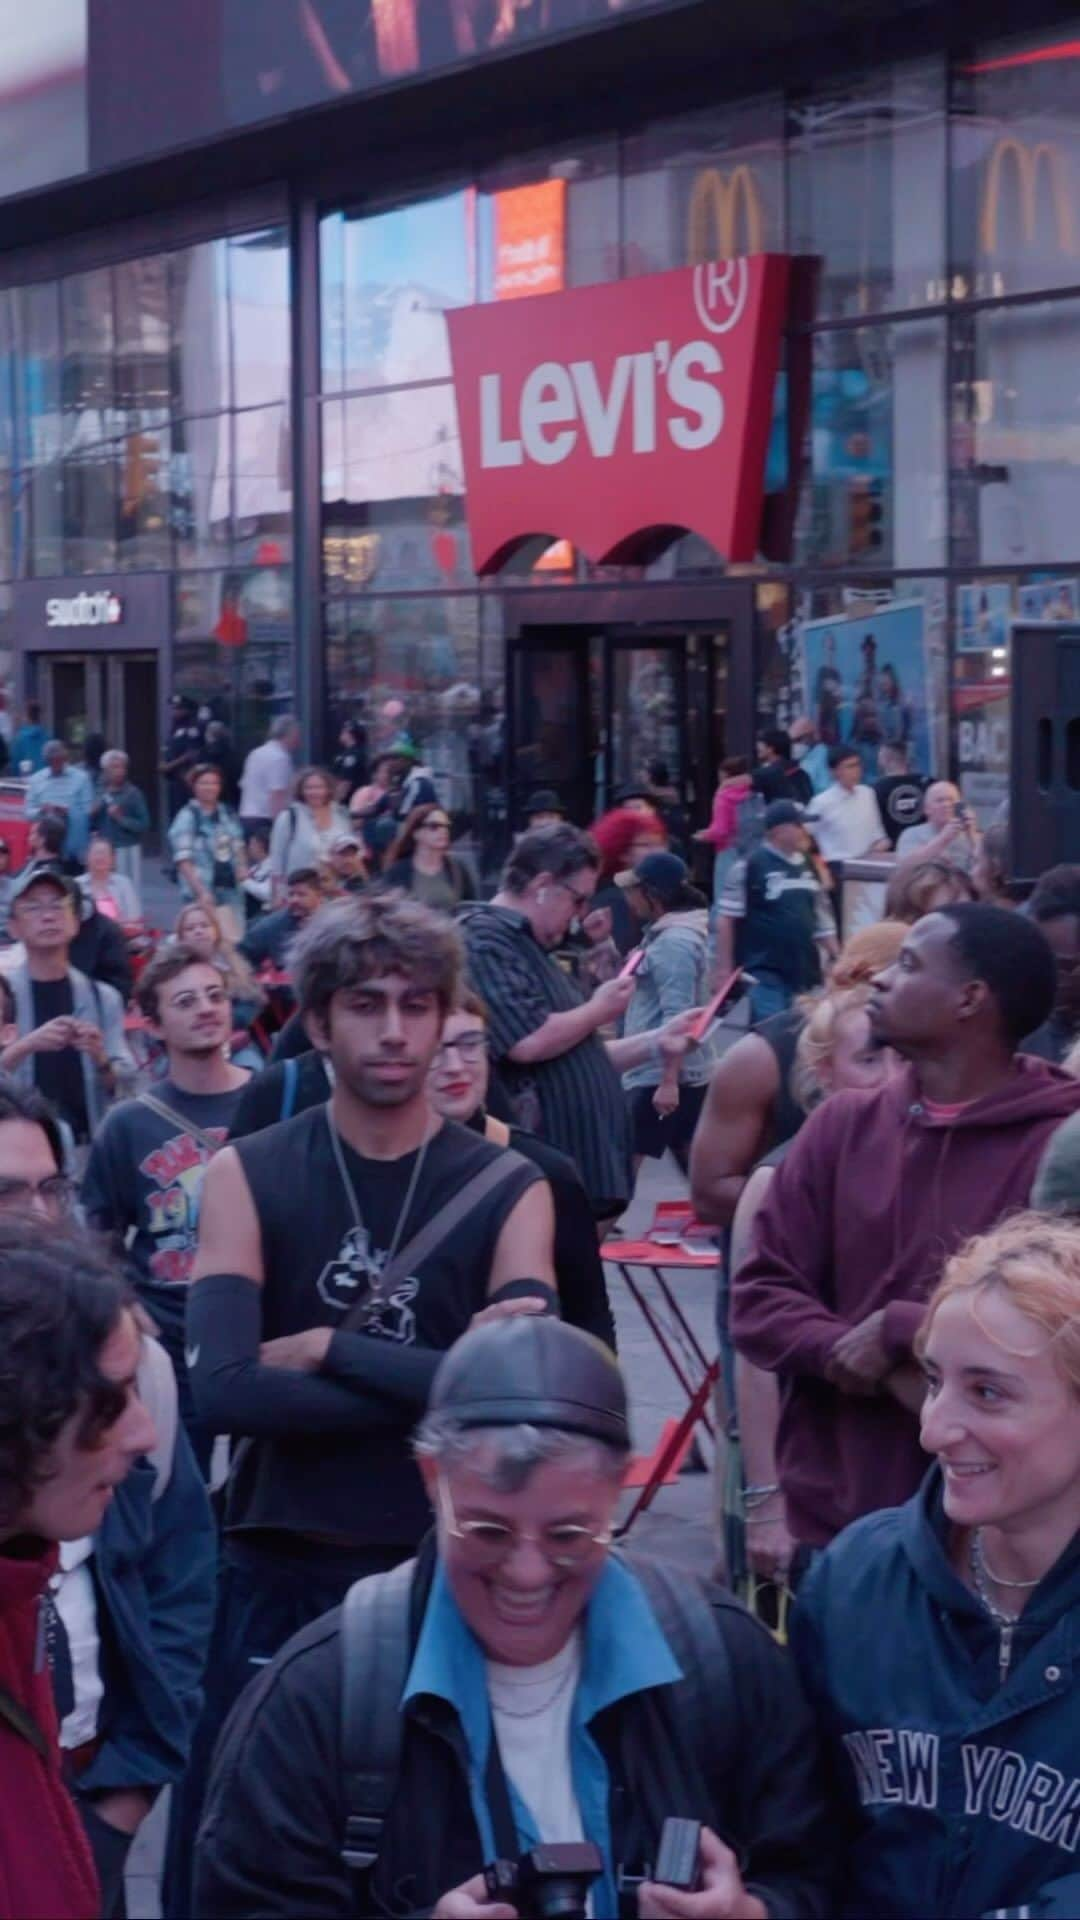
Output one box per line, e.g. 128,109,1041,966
600,1233,720,1533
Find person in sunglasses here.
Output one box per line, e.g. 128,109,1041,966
383,802,474,911
196,1316,832,1920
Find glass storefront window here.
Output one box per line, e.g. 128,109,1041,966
169,242,230,419
796,318,946,571
322,189,475,397
62,442,119,573
114,256,171,415
475,144,618,296
622,98,785,276
174,566,294,760
228,228,291,411
117,419,172,570
323,386,468,593
788,60,946,318
952,31,1080,300
173,415,233,567
952,298,1080,568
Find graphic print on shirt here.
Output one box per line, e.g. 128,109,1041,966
842,1728,1080,1855
141,1129,229,1284
316,1225,419,1342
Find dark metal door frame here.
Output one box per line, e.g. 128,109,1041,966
503,580,757,830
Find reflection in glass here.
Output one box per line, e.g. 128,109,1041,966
956,300,1080,567
169,243,230,419
174,568,294,759
62,444,119,574
117,421,171,570
953,31,1080,300
797,319,945,571
61,269,114,422
336,191,474,393
229,229,291,410
323,387,468,593
788,60,946,317
114,257,171,414
174,415,232,567
622,99,784,277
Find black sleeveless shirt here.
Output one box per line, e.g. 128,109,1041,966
230,1108,539,1547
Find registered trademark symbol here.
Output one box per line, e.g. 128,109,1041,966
692,260,749,335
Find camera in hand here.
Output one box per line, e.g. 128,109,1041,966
484,1842,604,1918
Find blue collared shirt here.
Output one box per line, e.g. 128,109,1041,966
403,1556,683,1917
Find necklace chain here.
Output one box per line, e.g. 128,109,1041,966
973,1528,1042,1592
488,1655,578,1721
326,1101,432,1297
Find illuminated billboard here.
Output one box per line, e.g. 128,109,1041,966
0,4,87,195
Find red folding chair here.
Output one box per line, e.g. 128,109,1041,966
602,1201,720,1534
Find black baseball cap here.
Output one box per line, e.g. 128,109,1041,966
615,849,688,903
429,1316,630,1448
763,799,806,830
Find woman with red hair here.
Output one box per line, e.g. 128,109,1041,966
590,805,667,954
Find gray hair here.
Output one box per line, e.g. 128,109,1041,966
414,1416,628,1494
501,824,599,897
270,713,298,740
101,749,128,772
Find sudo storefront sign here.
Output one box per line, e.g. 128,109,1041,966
446,255,789,573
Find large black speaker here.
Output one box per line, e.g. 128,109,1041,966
1010,622,1080,883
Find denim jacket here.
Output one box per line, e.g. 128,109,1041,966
622,910,716,1090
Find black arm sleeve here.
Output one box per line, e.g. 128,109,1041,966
186,1274,409,1438
319,1329,442,1406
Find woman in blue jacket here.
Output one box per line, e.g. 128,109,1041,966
791,1210,1080,1920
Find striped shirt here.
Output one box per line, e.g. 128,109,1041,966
459,903,632,1212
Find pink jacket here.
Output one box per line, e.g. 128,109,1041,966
701,775,752,851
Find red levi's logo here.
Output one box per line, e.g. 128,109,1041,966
447,255,789,573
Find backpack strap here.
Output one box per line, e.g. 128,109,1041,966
339,1557,417,1875
138,1090,222,1157
337,1151,531,1333
279,1055,299,1123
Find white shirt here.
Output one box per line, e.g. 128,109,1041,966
487,1633,585,1851
809,781,886,862
53,1537,103,1750
239,739,293,819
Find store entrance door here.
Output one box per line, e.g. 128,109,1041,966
505,585,754,853
31,651,160,830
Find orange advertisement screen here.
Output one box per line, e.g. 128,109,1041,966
493,180,566,301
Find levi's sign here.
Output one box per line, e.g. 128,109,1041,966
446,255,789,572
45,591,124,629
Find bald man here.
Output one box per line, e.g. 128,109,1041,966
895,780,980,872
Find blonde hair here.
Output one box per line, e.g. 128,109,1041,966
793,983,873,1111
174,900,264,1010
918,1212,1080,1392
831,918,908,988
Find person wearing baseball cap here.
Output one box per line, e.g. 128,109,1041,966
2,865,133,1141
715,799,838,1025
616,852,715,1168
196,1314,831,1919
524,788,567,829
327,828,370,895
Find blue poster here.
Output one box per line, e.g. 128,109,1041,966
801,600,932,779
956,582,1011,655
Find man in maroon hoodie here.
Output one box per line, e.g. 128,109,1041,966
731,903,1080,1559
0,1210,155,1920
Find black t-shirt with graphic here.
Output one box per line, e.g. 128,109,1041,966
742,845,826,992
228,1108,540,1547
874,773,928,847
81,1079,248,1356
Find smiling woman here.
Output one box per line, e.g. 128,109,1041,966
791,1210,1080,1920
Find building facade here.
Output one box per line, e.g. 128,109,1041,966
2,4,1079,858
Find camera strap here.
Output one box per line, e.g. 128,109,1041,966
483,1722,522,1864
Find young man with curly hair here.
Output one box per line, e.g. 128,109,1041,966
0,1207,156,1919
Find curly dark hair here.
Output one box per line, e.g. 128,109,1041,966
0,1219,130,1531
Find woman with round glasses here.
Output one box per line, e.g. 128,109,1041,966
792,1211,1080,1918
427,993,615,1349
383,803,473,912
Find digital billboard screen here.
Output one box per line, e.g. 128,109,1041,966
85,0,678,175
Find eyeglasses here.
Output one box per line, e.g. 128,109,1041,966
558,881,593,912
437,1479,613,1571
0,1174,73,1216
15,895,70,918
432,1030,488,1066
422,818,451,832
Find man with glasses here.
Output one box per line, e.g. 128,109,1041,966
196,1315,831,1919
2,865,132,1148
81,943,251,1470
460,825,696,1221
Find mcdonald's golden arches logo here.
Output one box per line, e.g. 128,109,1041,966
687,165,764,261
980,137,1074,257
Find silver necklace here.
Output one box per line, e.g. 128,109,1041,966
488,1653,579,1721
325,1101,432,1296
972,1529,1041,1591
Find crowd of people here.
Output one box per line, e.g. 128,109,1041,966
0,701,1078,1920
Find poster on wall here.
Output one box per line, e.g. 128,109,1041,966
800,600,932,779
1018,579,1080,622
955,681,1009,825
956,581,1010,654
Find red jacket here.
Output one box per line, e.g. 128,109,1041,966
731,1058,1080,1547
0,1545,98,1920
